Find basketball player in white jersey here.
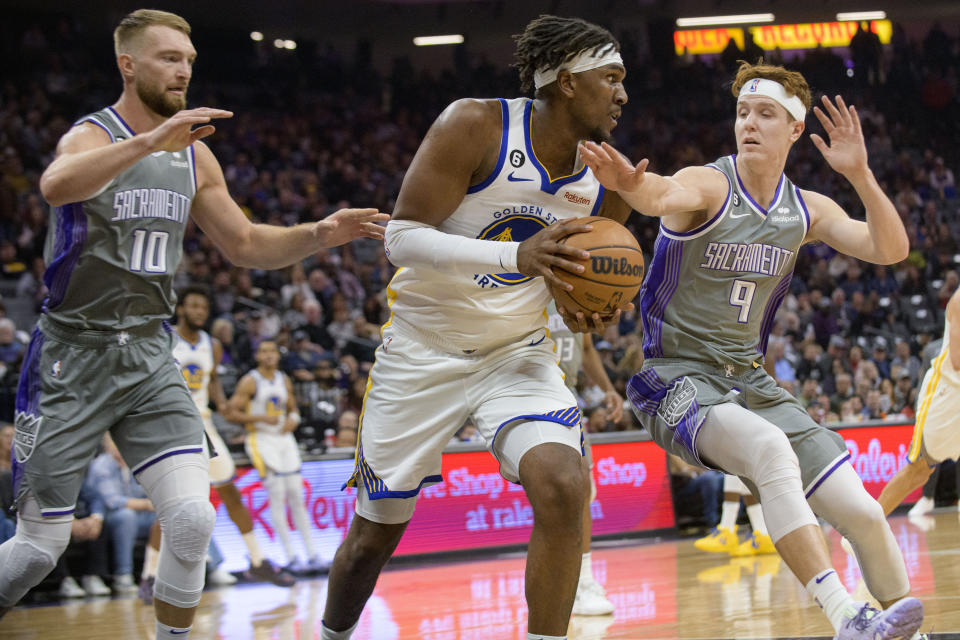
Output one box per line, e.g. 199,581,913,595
227,340,325,573
137,286,295,600
875,288,960,516
580,61,923,639
321,16,632,640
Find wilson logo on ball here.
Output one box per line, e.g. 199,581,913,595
591,256,643,279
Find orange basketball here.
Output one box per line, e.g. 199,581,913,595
550,217,645,317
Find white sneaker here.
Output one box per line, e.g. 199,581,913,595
572,579,615,616
59,576,86,599
207,568,237,586
81,575,111,597
908,496,934,517
112,574,139,594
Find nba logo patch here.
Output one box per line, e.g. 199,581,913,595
748,79,761,93
51,360,62,378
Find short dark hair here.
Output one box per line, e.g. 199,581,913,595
177,284,211,307
513,15,619,94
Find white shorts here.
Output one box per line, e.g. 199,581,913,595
908,361,960,464
204,415,236,486
346,317,582,513
245,430,302,477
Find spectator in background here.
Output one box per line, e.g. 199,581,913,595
0,470,14,544
871,337,892,380
0,241,25,280
334,411,359,449
0,319,23,372
299,299,335,352
929,156,956,199
667,454,724,530
891,339,921,385
86,434,156,595
830,373,855,414
0,423,12,472
53,477,111,599
768,340,796,384
893,371,914,414
797,378,820,409
862,390,886,421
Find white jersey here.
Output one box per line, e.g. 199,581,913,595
172,330,214,418
248,369,288,434
934,315,959,388
387,97,605,352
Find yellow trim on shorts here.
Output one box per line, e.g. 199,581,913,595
247,430,267,477
909,350,949,462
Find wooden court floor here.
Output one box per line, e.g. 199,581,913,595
3,511,960,639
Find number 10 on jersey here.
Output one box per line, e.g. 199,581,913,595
729,279,756,324
128,229,169,273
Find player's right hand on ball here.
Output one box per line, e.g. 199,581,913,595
517,219,592,291
556,304,629,334
146,107,234,153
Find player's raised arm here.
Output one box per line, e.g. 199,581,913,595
579,141,727,224
188,141,387,269
803,95,909,265
40,108,233,207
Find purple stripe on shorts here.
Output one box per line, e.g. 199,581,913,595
132,447,204,475
626,370,669,417
805,452,852,498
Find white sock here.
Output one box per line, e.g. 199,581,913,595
142,546,159,580
579,552,594,584
320,620,358,639
719,500,740,530
526,634,566,639
242,532,265,566
805,569,855,632
156,621,192,638
746,503,767,535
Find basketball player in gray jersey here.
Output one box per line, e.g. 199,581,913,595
581,61,924,640
0,10,386,639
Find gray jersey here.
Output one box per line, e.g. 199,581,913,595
43,107,196,330
547,301,584,390
640,155,808,369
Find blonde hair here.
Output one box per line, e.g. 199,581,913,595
114,9,191,57
730,60,812,113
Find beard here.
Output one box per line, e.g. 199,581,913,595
136,77,186,117
587,126,613,144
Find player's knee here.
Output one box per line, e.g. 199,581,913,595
6,538,60,582
341,523,403,565
526,461,585,520
162,499,216,563
749,429,800,484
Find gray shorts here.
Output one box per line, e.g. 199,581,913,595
627,358,848,494
12,316,205,516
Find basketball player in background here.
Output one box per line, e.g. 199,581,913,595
547,300,619,616
227,341,326,574
580,61,924,639
321,15,632,640
694,474,776,556
139,286,295,604
0,10,385,638
874,287,960,516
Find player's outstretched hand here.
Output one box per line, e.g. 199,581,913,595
518,218,592,291
146,107,234,153
810,94,868,179
579,141,649,193
314,208,390,248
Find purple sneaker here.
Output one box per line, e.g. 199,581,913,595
836,598,923,640
245,559,296,587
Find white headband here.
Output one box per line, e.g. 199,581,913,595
533,46,623,90
738,78,806,121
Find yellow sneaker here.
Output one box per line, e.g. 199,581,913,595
730,531,777,556
694,525,739,553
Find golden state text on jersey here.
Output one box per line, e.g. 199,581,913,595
387,97,606,352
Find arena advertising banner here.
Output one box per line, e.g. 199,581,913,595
836,423,921,503
209,440,674,572
675,20,892,56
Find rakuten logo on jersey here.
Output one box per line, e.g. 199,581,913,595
845,437,908,484
563,191,592,206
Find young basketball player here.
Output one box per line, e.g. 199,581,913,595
227,341,325,574
321,15,632,640
579,61,924,639
874,288,960,516
0,10,385,637
138,286,295,604
546,300,619,616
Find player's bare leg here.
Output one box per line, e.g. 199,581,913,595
520,443,585,636
877,457,936,517
322,516,408,633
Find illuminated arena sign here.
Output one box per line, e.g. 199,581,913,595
674,20,892,55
